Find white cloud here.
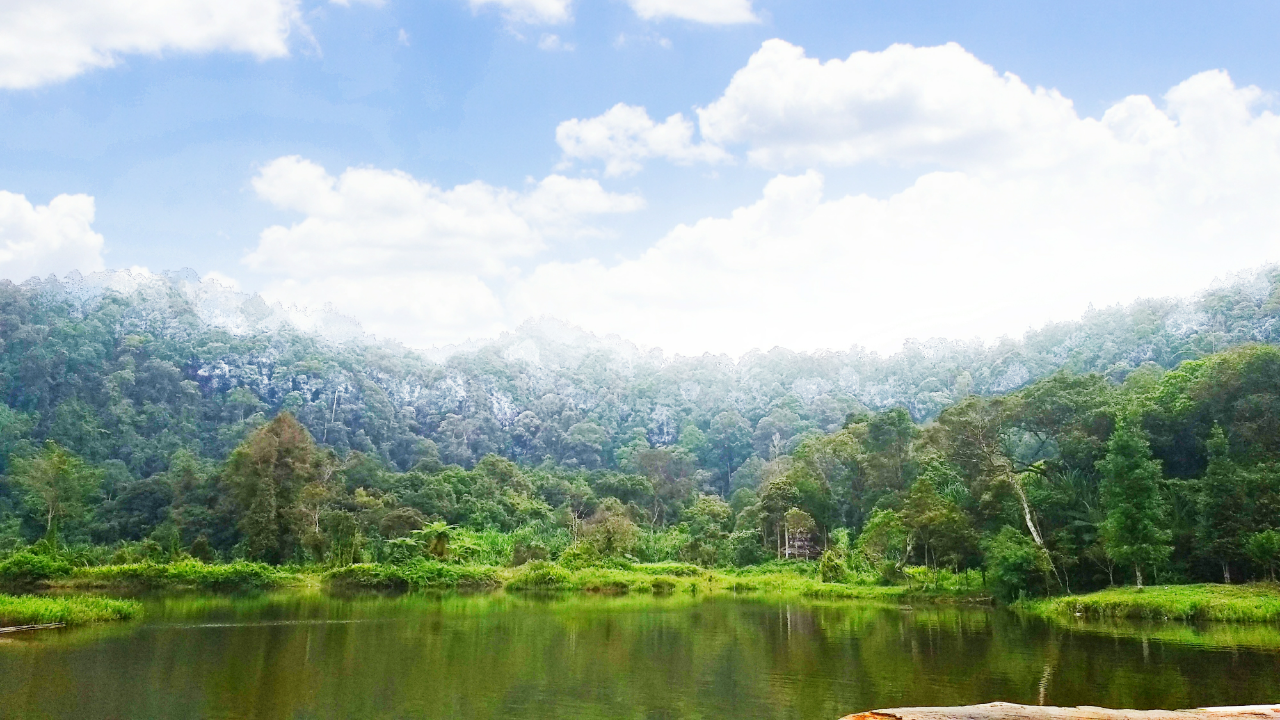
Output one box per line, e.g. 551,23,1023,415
0,0,303,90
241,43,1280,358
627,0,758,24
0,192,106,282
537,34,574,52
697,40,1088,171
468,0,572,25
245,156,642,345
556,103,731,176
505,51,1280,356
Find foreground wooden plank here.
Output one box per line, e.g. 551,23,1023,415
0,622,66,635
840,702,1280,720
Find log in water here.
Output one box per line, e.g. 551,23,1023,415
840,702,1280,720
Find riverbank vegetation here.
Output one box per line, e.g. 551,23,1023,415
1021,583,1280,623
6,280,1280,609
0,594,140,627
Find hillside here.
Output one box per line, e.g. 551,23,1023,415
0,265,1277,484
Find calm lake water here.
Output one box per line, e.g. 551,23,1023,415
2,593,1279,719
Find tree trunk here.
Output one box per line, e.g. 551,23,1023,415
838,701,1280,720
1135,563,1144,589
1223,561,1231,585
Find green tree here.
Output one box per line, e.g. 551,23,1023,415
1196,425,1250,582
680,494,732,566
9,441,100,547
1096,420,1171,588
1245,530,1280,581
225,413,319,563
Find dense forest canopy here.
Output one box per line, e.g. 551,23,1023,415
4,267,1280,595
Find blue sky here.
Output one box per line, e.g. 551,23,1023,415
2,1,1280,355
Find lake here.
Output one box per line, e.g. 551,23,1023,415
1,593,1278,719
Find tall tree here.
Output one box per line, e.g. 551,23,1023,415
1196,425,1250,582
225,413,318,563
1096,420,1171,588
9,441,99,546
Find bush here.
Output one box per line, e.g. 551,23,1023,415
728,530,769,567
506,561,572,591
819,550,849,583
0,594,141,626
0,553,72,586
984,526,1053,602
326,560,499,591
650,577,676,594
556,541,600,570
632,562,701,577
70,560,283,591
511,538,548,566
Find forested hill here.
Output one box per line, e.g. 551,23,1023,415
1,266,1278,483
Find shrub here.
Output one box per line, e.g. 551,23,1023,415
728,530,769,567
650,577,676,594
507,561,572,591
0,594,141,626
819,550,848,583
0,552,72,586
556,541,600,570
633,562,701,577
511,538,548,566
984,526,1053,602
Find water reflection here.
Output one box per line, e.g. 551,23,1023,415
1,594,1278,720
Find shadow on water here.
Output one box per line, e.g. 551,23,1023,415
2,593,1279,720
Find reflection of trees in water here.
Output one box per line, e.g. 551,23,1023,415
4,598,1280,719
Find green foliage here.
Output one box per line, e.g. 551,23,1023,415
0,594,140,626
506,560,573,591
68,560,285,591
325,559,500,591
983,526,1054,602
818,550,848,583
1097,421,1171,586
1024,583,1280,622
0,551,72,586
1246,530,1280,580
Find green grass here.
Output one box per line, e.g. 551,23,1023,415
54,560,294,592
0,594,141,627
1021,583,1280,622
326,559,501,591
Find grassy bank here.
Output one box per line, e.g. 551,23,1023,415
1020,583,1280,622
0,552,302,593
325,558,990,602
3,550,990,602
0,594,142,627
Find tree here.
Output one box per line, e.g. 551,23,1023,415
757,477,800,557
225,413,319,563
9,441,99,547
1196,425,1250,582
1096,421,1171,588
680,494,732,565
582,497,639,557
1245,530,1280,581
707,411,752,494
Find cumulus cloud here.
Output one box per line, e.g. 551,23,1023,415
556,103,731,176
0,0,304,90
627,0,758,24
468,0,572,25
0,192,106,282
242,42,1280,357
696,40,1092,171
245,156,642,345
504,48,1280,356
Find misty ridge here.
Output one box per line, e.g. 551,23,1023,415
1,263,1276,481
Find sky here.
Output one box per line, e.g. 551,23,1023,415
1,1,1279,357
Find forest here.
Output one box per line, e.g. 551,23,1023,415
4,268,1280,598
